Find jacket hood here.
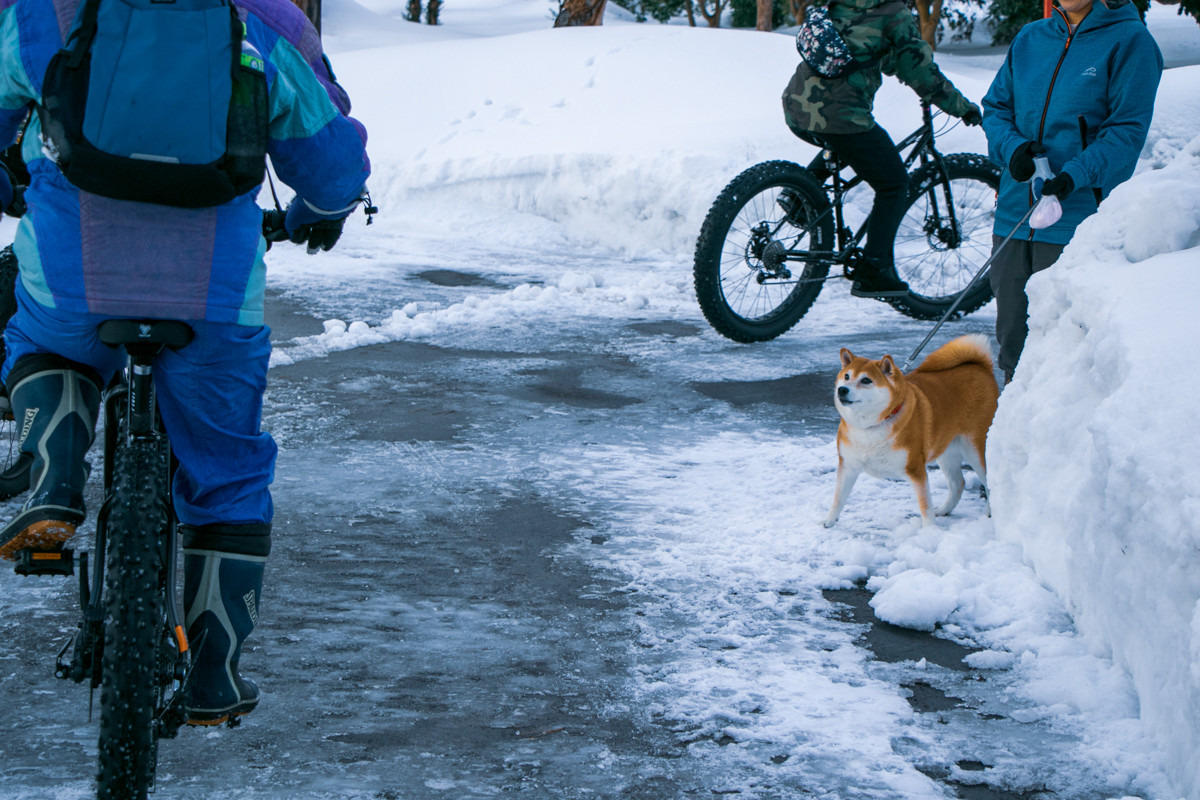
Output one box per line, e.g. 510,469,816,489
1051,0,1143,34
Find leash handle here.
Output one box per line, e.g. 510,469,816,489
901,202,1037,372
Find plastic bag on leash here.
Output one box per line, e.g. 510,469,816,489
1029,195,1062,229
1028,156,1062,229
1030,156,1054,199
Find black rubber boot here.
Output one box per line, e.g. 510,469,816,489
182,523,271,725
0,356,102,560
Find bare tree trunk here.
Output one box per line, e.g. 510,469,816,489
695,0,725,26
554,0,608,26
427,0,441,24
787,0,810,24
406,0,421,21
685,0,696,25
291,0,322,33
756,0,772,30
912,0,944,48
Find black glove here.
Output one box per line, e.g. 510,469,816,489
0,162,13,217
290,217,346,253
1041,173,1074,199
1008,140,1046,183
961,105,982,127
285,199,350,254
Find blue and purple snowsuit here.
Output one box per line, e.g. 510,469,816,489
0,0,370,526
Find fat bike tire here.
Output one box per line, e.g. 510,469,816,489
96,430,171,800
693,160,833,343
888,154,1001,321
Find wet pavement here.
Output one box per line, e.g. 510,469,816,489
0,276,1124,799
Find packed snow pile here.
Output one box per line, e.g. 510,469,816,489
328,20,995,260
988,131,1200,798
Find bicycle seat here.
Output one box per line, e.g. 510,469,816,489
98,320,194,353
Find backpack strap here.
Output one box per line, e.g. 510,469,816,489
228,3,244,78
837,4,883,77
65,0,102,70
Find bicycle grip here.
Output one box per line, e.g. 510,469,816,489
262,209,289,244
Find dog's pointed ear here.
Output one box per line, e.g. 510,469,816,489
840,348,854,368
879,355,897,377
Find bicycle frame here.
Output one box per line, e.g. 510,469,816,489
781,102,958,273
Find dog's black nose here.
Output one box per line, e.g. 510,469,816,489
837,386,849,401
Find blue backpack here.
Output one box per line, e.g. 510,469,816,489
38,0,268,208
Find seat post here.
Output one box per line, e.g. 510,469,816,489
127,354,159,438
97,319,194,439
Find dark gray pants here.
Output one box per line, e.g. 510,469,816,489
988,236,1065,382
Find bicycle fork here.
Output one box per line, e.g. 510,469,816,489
54,352,192,739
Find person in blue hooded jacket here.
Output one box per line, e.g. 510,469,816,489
0,0,370,724
982,0,1162,382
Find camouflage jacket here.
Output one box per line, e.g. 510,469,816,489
782,0,974,135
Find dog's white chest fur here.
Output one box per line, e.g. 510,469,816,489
839,423,908,480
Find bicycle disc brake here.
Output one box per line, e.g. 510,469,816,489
924,215,961,250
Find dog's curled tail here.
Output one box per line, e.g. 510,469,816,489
912,334,994,374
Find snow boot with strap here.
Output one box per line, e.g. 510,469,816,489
182,522,271,725
0,355,101,560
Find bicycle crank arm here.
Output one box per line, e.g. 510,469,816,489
756,275,837,287
782,250,839,266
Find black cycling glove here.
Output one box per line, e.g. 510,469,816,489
0,162,13,217
290,217,346,253
285,199,351,254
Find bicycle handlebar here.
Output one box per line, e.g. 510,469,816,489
262,208,289,244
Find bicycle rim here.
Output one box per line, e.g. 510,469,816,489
694,161,832,342
96,431,171,800
891,155,1001,320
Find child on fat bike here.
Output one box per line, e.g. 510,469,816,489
783,0,982,299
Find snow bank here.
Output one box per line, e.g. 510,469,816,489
989,132,1200,798
329,23,993,259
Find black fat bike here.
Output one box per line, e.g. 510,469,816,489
2,211,295,800
12,318,199,800
693,102,1002,343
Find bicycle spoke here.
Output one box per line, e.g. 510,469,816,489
693,161,834,341
889,155,1002,320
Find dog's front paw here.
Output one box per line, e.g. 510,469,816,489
822,514,839,529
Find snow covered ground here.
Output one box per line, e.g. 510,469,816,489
2,0,1199,797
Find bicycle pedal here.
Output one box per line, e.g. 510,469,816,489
13,547,75,577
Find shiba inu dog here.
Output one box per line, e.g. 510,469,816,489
824,334,999,527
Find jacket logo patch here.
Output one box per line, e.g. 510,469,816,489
1082,66,1098,77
